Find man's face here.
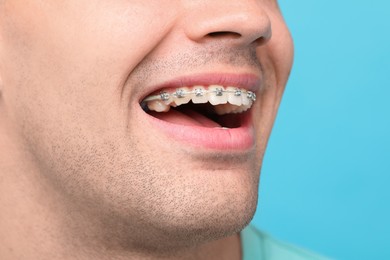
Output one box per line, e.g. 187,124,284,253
0,0,293,247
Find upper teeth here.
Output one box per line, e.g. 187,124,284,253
141,85,257,115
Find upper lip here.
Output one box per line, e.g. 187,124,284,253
139,73,262,102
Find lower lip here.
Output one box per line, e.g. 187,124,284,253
143,109,255,151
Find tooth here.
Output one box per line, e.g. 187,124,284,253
234,104,252,114
242,105,251,112
230,103,247,114
159,91,173,105
147,100,170,112
214,104,236,115
191,86,208,104
173,87,191,106
247,91,256,102
208,85,228,105
241,90,250,106
231,107,244,114
226,86,242,106
230,106,242,114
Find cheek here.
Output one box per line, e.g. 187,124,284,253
261,12,294,110
3,1,178,128
0,1,180,182
253,15,294,155
268,15,294,90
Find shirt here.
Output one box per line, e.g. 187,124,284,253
241,226,331,260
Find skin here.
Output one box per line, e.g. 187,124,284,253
0,0,293,259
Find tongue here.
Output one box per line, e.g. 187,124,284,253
149,109,221,128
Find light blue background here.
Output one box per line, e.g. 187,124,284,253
251,1,390,259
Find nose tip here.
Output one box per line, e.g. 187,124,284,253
184,1,272,47
204,14,272,46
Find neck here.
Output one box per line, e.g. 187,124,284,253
0,131,242,260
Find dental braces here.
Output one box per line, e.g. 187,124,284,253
142,88,257,103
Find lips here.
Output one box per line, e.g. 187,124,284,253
138,73,261,151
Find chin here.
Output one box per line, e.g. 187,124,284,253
137,169,259,247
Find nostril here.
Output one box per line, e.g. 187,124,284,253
254,35,269,46
207,31,242,39
254,27,272,46
206,30,270,46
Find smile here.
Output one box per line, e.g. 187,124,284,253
138,74,261,151
141,86,256,114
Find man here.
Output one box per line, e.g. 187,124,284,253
0,1,325,259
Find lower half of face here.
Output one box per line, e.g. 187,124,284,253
0,0,293,247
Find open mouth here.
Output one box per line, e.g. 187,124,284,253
140,85,256,129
